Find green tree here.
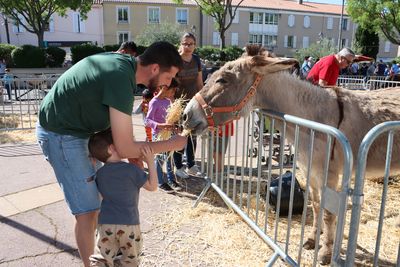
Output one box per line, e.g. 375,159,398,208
354,26,379,59
136,23,184,47
294,38,337,63
347,0,400,45
0,0,93,47
174,0,244,49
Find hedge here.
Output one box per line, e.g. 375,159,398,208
11,45,46,68
0,44,17,67
71,43,105,64
45,46,66,67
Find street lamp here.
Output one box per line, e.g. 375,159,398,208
191,25,196,34
338,0,345,51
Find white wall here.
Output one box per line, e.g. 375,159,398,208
0,6,103,47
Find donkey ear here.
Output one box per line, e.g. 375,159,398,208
251,57,298,74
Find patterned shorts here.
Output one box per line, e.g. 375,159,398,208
90,224,143,267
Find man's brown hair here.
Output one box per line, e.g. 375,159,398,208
88,128,113,163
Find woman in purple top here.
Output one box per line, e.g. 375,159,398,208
145,79,181,192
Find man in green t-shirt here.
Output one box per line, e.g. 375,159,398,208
36,41,186,267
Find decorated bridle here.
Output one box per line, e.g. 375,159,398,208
194,74,263,127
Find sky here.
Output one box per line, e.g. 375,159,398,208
305,0,345,4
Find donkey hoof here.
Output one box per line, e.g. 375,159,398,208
303,239,315,250
318,246,332,265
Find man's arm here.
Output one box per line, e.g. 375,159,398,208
318,79,328,86
109,107,186,158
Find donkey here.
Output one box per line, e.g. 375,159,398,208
182,50,400,264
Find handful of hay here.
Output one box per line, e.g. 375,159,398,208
157,97,191,140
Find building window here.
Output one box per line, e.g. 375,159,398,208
284,35,296,48
213,32,221,46
231,32,239,46
117,31,130,44
148,7,160,24
250,12,263,24
45,16,54,32
176,8,188,25
263,35,277,47
249,34,262,45
288,14,295,27
117,6,129,23
341,38,348,48
342,18,348,30
73,12,85,33
303,36,309,48
12,14,25,33
327,17,333,30
231,10,239,23
303,16,310,28
384,41,391,53
265,13,278,25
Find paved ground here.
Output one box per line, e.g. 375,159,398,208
0,115,208,267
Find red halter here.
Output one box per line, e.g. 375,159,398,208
194,74,263,127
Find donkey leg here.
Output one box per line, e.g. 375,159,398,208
318,169,340,265
303,186,320,250
318,210,336,265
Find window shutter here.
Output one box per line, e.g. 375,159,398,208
231,32,238,46
293,36,297,48
327,17,333,30
303,16,310,28
303,36,309,48
73,13,79,32
49,16,54,32
80,18,86,33
284,35,288,48
384,41,391,53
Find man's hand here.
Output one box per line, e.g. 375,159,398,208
128,158,144,169
170,134,187,151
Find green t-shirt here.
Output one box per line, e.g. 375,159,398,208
39,52,136,138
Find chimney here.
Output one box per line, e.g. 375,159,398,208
298,0,303,4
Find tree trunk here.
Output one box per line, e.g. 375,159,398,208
37,30,44,47
219,30,225,50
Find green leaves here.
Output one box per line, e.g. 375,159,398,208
347,0,400,45
0,0,93,46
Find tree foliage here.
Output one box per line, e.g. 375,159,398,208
294,38,337,63
173,0,245,49
135,23,184,47
0,0,93,47
347,0,400,45
354,26,379,59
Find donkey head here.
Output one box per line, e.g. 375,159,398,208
182,48,297,134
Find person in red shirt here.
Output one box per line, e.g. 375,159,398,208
307,47,355,86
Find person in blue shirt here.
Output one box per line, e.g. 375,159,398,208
88,128,157,267
2,69,13,100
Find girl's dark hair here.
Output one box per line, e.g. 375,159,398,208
88,128,113,163
142,88,153,99
181,32,196,43
169,77,179,88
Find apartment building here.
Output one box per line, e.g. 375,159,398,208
0,2,104,51
101,0,200,45
201,0,397,60
0,0,398,60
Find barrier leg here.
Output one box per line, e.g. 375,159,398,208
193,177,212,208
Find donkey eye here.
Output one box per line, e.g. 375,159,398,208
215,78,227,84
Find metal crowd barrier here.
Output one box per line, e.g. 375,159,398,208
0,75,59,131
366,79,400,90
337,75,400,90
194,109,353,266
345,121,400,267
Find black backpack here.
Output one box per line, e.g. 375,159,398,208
268,171,305,216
